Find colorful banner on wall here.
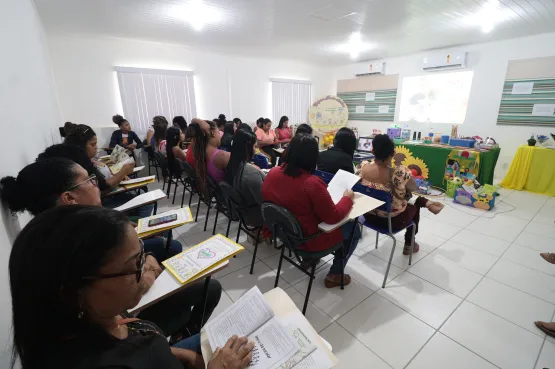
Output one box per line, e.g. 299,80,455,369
308,95,348,133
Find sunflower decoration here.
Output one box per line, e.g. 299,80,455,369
394,146,413,167
402,156,429,179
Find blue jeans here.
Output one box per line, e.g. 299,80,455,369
329,220,361,275
143,237,183,263
172,333,202,354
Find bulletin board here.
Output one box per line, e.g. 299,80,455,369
337,75,399,122
496,56,555,127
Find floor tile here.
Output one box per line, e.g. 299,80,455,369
408,254,482,298
450,229,511,257
293,268,373,320
466,214,529,242
406,333,498,369
440,302,544,369
502,243,555,276
467,277,555,336
525,221,555,240
532,205,555,226
432,240,499,275
367,237,429,270
206,290,234,323
394,231,448,253
210,247,256,278
487,259,555,304
433,204,478,227
514,231,555,253
261,252,315,285
338,294,434,369
283,286,334,333
345,253,404,290
179,229,220,247
378,272,462,329
218,262,290,301
240,239,281,261
319,323,391,369
535,340,555,369
419,217,463,239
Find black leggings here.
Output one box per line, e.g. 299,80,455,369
262,145,278,167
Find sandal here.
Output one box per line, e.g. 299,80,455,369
426,202,444,215
325,274,351,288
540,253,555,264
403,242,420,255
535,321,555,338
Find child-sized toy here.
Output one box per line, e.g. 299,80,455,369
454,188,496,210
387,127,402,139
446,177,463,198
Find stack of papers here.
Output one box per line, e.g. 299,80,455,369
136,208,193,238
120,175,156,188
163,234,244,284
327,169,361,204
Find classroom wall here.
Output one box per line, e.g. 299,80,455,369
0,0,62,365
333,32,555,179
46,35,336,146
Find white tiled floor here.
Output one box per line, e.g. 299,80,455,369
151,180,555,369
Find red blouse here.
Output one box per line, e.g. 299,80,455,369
185,142,195,168
261,166,353,252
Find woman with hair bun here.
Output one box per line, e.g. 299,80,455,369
109,114,143,150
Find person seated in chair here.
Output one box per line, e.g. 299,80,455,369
220,122,235,152
360,134,444,255
109,114,144,151
317,127,357,175
262,134,361,288
294,123,313,136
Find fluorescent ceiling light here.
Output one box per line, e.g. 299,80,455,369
170,0,223,31
334,32,374,60
464,0,508,33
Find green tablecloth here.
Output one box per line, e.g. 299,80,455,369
394,144,501,190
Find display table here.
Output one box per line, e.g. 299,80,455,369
500,145,555,196
394,143,501,190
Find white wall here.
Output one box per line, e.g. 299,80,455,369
333,32,555,179
47,35,336,146
0,0,62,365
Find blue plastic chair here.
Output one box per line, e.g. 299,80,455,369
252,153,269,169
353,183,416,288
313,169,334,184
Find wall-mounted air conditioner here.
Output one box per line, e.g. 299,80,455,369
422,52,467,72
355,62,385,76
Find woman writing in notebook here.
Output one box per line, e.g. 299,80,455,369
255,118,278,167
262,134,361,288
360,134,444,255
8,205,252,369
0,158,222,344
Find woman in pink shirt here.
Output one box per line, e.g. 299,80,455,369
255,118,277,167
275,116,292,145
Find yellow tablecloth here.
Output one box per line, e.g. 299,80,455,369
500,145,555,196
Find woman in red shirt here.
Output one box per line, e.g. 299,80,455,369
262,134,361,288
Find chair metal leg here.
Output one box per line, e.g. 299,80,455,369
212,207,220,235
166,177,171,197
172,181,178,204
236,222,242,243
188,189,194,207
249,228,261,275
375,230,379,249
204,203,211,231
408,224,416,266
195,195,202,222
225,218,232,238
162,175,167,191
181,184,187,208
148,161,151,176
155,165,159,182
303,262,317,315
274,247,285,288
382,235,396,288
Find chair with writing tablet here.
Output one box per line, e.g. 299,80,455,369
313,169,334,184
178,160,200,208
144,145,160,181
261,202,346,315
353,183,416,288
220,182,264,274
252,154,269,169
206,177,237,236
153,151,170,193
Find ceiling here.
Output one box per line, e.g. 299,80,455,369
34,0,555,65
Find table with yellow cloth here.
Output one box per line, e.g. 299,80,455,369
500,145,555,196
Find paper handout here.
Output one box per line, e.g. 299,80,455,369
120,175,156,185
326,169,361,204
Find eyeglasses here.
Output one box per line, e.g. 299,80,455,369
65,174,98,192
82,240,145,283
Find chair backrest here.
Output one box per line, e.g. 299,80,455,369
179,160,199,192
144,145,155,159
353,183,392,213
261,202,305,251
153,151,169,177
252,154,269,169
313,169,334,184
219,181,253,223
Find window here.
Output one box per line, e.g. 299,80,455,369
270,78,312,127
114,67,197,135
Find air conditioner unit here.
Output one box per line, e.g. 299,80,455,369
422,52,467,71
355,62,385,76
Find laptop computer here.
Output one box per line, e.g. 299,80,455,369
357,137,373,153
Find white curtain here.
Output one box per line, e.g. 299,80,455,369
271,78,312,127
115,67,197,135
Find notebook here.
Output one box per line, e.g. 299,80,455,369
136,208,193,238
120,175,156,188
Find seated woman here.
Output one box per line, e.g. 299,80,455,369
109,114,144,151
232,118,242,131
216,114,226,138
275,116,292,145
8,205,251,369
254,117,264,133
262,134,361,288
0,158,221,339
360,134,444,255
146,116,169,155
166,126,187,175
186,119,230,186
220,122,235,151
255,118,278,167
295,123,313,136
64,125,153,218
173,116,188,132
317,127,357,174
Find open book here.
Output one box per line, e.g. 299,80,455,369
162,234,244,284
203,287,335,369
327,169,361,204
120,175,156,188
136,208,193,238
109,158,135,175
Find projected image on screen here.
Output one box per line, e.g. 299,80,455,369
399,71,474,124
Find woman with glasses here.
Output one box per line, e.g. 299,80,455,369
0,158,222,340
8,205,253,369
